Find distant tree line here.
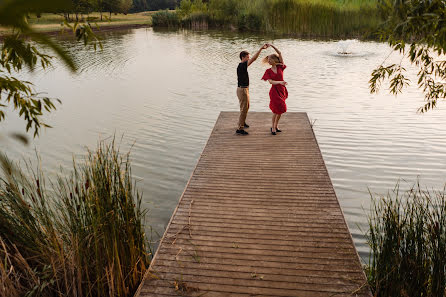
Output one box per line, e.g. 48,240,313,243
40,0,180,21
131,0,180,12
42,0,133,21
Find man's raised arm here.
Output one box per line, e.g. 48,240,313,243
248,44,268,67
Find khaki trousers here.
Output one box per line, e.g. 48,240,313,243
236,87,250,129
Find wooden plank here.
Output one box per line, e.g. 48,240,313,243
135,112,371,297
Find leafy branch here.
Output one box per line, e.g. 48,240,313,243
0,0,102,136
370,0,446,112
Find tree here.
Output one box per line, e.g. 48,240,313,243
104,0,121,17
72,0,94,19
0,0,101,137
131,0,149,12
96,0,105,20
370,0,446,112
120,0,133,14
129,0,180,12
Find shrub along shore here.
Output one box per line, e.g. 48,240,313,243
366,183,446,296
0,141,150,297
152,0,383,39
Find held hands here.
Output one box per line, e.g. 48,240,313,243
261,43,280,52
280,81,288,86
267,43,281,54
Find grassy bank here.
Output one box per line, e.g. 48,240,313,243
366,183,446,296
0,141,150,297
153,0,382,38
0,12,154,35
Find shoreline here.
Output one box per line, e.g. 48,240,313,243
0,24,376,41
0,23,151,39
46,23,151,37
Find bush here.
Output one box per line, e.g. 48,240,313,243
366,182,446,297
182,12,210,29
152,10,180,27
0,140,150,297
237,12,263,31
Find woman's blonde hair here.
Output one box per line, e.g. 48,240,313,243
262,54,280,65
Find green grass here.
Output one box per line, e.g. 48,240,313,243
0,140,150,297
366,182,446,296
0,12,153,34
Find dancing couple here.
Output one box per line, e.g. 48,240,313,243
236,43,288,136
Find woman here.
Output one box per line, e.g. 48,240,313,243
261,44,288,135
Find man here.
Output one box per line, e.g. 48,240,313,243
236,44,269,135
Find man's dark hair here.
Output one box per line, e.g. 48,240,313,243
240,51,249,60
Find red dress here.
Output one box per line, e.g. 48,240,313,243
261,65,288,114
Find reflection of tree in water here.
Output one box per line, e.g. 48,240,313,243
153,27,275,44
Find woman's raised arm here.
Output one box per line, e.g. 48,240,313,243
269,44,284,64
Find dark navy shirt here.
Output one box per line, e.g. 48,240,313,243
237,61,249,87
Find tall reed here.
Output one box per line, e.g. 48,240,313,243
266,0,380,38
0,141,150,297
152,10,180,27
172,0,382,38
366,182,446,296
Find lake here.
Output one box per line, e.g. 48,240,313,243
3,28,446,260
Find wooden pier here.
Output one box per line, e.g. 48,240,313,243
136,112,371,297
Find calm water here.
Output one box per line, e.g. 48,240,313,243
3,28,446,260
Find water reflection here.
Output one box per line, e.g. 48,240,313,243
2,28,446,260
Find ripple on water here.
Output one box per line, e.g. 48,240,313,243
4,28,446,260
